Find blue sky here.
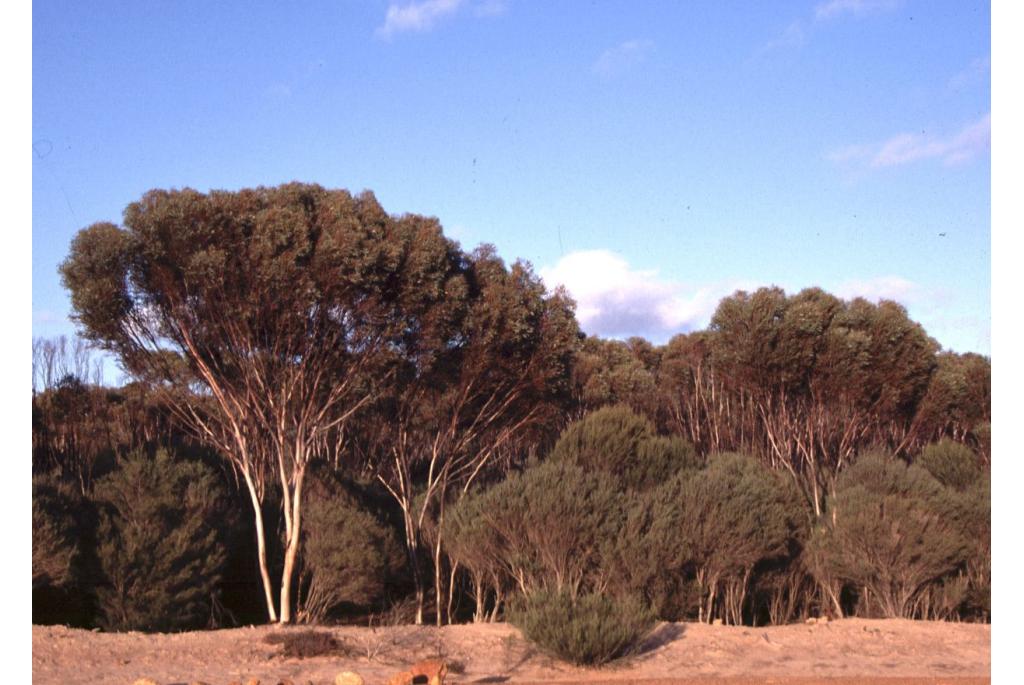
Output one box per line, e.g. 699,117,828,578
32,0,991,365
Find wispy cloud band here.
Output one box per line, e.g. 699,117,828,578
814,0,900,21
377,0,464,38
829,113,991,168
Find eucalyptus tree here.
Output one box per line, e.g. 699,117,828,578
370,245,579,624
704,288,939,516
60,183,464,623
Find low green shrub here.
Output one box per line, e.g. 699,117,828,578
916,439,983,491
508,589,655,666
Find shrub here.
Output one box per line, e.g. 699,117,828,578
916,439,982,491
508,589,655,666
549,404,699,491
92,448,231,631
651,452,807,624
32,474,80,590
806,451,970,619
443,458,626,623
443,486,510,621
296,467,406,622
480,459,624,598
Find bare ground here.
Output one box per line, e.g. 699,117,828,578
31,618,989,685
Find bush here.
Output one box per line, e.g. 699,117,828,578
806,451,971,619
92,448,231,631
550,404,699,491
32,474,80,590
296,467,406,622
916,439,982,491
479,459,624,598
508,589,655,666
638,452,807,624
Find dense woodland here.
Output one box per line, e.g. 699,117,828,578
33,183,990,635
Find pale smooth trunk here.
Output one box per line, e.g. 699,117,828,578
242,469,278,623
278,466,305,624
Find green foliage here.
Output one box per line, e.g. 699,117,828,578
807,451,971,619
297,467,406,622
92,449,231,632
32,474,81,590
709,287,939,416
946,474,990,620
550,405,699,491
664,452,807,623
916,439,983,491
508,589,655,666
572,337,659,419
446,459,624,600
914,352,991,447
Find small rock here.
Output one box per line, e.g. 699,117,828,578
131,679,159,685
335,673,365,685
712,618,723,626
806,617,817,625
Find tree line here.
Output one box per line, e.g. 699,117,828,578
33,183,990,632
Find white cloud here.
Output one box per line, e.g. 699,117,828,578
376,0,465,38
539,250,753,340
539,254,987,353
834,275,950,307
593,40,654,78
828,113,991,169
814,0,899,21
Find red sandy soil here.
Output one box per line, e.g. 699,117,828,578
31,617,989,685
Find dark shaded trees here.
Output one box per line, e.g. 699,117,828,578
32,475,81,590
295,466,406,623
60,183,465,622
92,449,232,631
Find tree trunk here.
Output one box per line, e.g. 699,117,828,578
242,468,278,623
278,465,306,624
489,583,503,623
474,572,486,623
447,560,459,625
434,496,447,627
